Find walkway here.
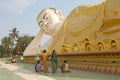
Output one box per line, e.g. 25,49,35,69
14,63,120,80
0,61,54,80
0,61,120,80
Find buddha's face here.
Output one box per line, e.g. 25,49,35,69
37,9,60,35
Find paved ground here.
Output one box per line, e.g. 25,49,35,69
13,62,120,80
0,61,55,80
0,61,120,80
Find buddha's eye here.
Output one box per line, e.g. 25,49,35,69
40,23,43,27
39,21,44,27
43,13,49,20
45,14,49,20
45,17,49,20
41,24,43,27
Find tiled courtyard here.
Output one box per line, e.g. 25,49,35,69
0,60,120,80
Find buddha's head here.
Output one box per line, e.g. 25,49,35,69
37,8,64,36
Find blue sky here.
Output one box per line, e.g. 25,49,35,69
0,0,103,45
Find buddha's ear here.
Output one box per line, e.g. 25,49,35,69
55,10,62,16
55,10,64,20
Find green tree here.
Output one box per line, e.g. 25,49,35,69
15,35,34,56
9,27,19,46
0,45,4,58
1,36,14,59
1,27,34,60
9,27,19,56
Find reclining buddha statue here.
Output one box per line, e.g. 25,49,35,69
24,8,64,56
24,0,120,56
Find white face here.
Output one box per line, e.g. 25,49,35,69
37,9,60,35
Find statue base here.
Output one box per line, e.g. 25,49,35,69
24,51,120,75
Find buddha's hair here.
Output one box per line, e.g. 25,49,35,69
41,8,56,13
37,8,57,22
37,8,64,23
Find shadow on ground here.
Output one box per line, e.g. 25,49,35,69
13,63,120,80
0,68,25,80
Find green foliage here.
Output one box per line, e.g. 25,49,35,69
0,27,34,59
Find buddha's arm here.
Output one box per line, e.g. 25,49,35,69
23,29,44,56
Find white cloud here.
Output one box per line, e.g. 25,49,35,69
0,0,36,14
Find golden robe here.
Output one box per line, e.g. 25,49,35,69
49,0,120,53
42,52,49,73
